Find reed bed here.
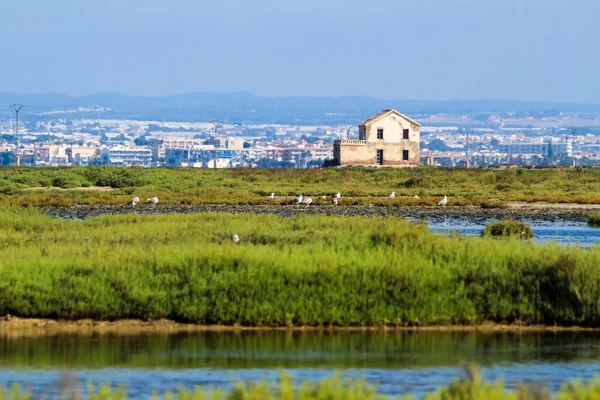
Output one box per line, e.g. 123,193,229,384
0,205,599,326
3,373,600,399
2,166,600,205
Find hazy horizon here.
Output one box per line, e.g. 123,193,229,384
4,90,600,107
1,0,599,103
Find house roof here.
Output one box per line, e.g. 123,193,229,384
359,109,421,127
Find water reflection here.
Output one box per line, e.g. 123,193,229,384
2,331,600,397
2,331,600,369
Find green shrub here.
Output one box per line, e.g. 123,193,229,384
588,211,600,226
481,220,533,239
51,176,84,189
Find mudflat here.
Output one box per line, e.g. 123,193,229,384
41,202,600,222
0,317,596,338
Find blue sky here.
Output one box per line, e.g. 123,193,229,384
0,0,598,102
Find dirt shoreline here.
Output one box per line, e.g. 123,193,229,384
40,202,600,222
0,317,598,337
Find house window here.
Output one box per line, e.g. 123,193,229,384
403,150,409,161
403,129,409,140
377,129,384,140
377,149,384,165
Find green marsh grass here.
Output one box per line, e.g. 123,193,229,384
2,166,600,205
0,205,599,326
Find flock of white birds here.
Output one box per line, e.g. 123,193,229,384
265,192,448,206
129,193,448,208
127,196,159,207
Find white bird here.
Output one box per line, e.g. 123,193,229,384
319,195,327,200
388,192,396,199
332,197,338,205
146,197,159,204
437,195,448,206
232,234,240,243
334,193,341,199
302,196,312,206
414,195,420,199
291,195,303,205
267,193,275,198
128,197,139,207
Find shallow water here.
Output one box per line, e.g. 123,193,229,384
423,218,600,247
2,331,600,398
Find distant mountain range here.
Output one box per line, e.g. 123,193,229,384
1,92,600,125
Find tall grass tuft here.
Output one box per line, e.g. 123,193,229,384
481,220,533,239
588,211,600,226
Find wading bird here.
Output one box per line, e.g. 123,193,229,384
146,197,159,205
128,197,139,207
302,196,312,206
267,193,275,198
334,192,341,199
437,195,448,206
388,192,396,198
414,195,419,199
291,195,303,205
232,234,240,243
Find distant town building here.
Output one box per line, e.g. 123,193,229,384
69,147,98,166
102,146,152,167
34,143,69,166
333,109,420,167
499,139,573,157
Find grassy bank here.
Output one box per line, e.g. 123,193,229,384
1,206,600,326
4,373,600,399
2,166,600,206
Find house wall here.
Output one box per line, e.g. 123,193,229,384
335,141,376,165
359,126,367,140
337,143,419,166
364,114,420,144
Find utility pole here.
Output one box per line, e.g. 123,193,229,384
465,130,470,168
211,120,223,137
9,104,25,166
570,127,577,162
341,124,354,140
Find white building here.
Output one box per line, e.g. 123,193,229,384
103,146,153,167
499,140,572,157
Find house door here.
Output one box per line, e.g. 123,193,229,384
377,150,384,165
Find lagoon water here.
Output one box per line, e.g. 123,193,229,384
423,218,600,247
2,331,600,398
